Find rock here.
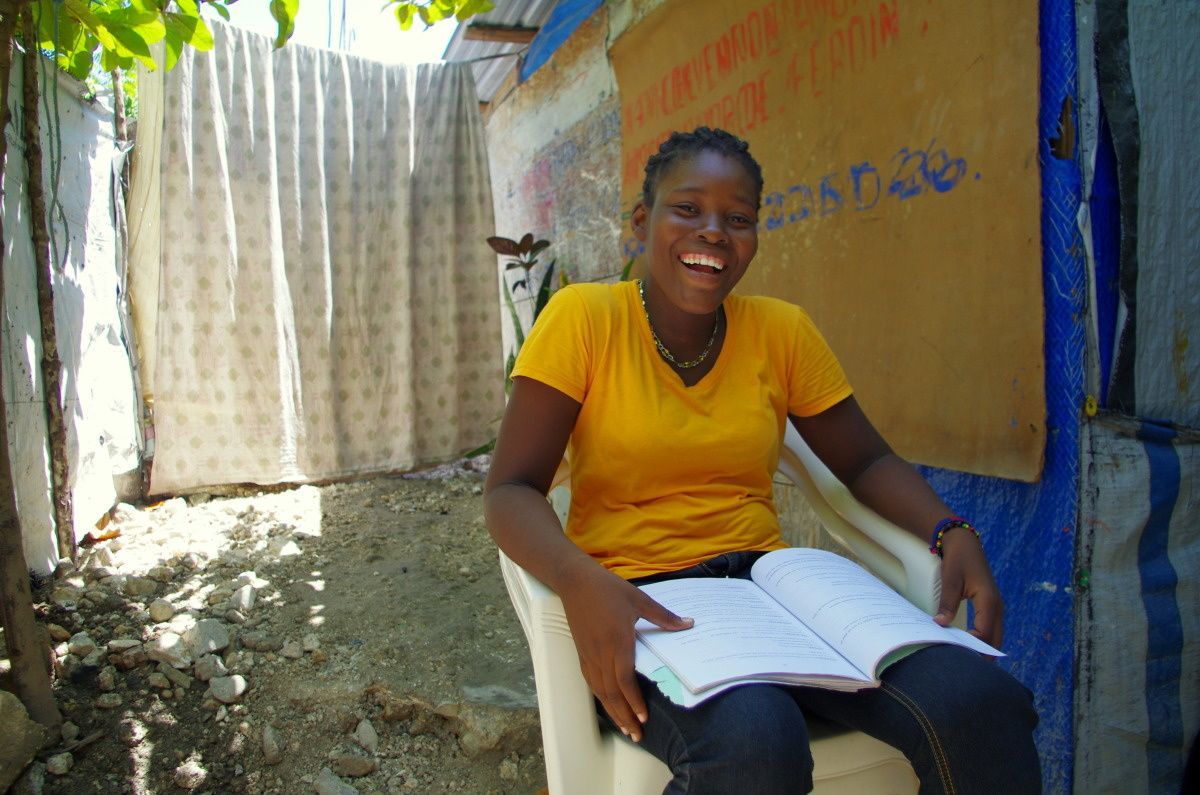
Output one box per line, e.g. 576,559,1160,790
50,585,82,609
110,644,147,671
45,753,73,776
95,693,123,709
331,754,377,777
106,638,142,654
280,641,304,660
209,675,248,704
206,586,235,606
499,756,519,782
222,649,254,674
184,618,230,657
455,702,541,757
122,577,158,598
230,584,257,612
61,721,80,743
146,632,192,668
239,631,282,652
236,571,269,588
173,759,207,790
55,653,81,680
147,565,175,583
98,665,118,691
267,537,302,557
314,767,358,795
147,672,172,689
353,719,379,755
46,623,71,642
98,575,126,593
194,654,228,682
157,662,195,689
81,648,107,668
10,759,45,795
67,632,96,657
225,609,247,624
147,598,176,623
0,691,48,792
262,725,283,765
303,633,321,652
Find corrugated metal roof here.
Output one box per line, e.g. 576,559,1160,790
442,0,558,103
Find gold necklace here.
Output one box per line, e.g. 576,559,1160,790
637,279,721,369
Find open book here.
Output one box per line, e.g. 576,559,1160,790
633,548,1001,707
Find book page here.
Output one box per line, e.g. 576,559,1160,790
751,549,1001,677
634,640,780,708
634,578,866,693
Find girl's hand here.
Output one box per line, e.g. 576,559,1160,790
933,528,1004,648
558,560,693,742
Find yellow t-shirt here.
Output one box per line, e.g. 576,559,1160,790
512,280,852,580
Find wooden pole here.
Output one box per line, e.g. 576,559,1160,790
0,2,63,732
21,8,74,561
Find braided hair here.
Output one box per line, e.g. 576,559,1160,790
640,127,764,209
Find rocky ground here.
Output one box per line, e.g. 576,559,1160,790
5,456,549,794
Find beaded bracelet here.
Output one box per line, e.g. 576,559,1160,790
929,517,980,557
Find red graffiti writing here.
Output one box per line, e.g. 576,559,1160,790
622,2,784,138
786,1,901,98
622,71,772,188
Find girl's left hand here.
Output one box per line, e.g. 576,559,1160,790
933,528,1004,648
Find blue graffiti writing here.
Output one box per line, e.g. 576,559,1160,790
763,140,971,233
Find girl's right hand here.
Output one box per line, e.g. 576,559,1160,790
558,560,694,742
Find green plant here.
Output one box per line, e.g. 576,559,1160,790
487,233,556,392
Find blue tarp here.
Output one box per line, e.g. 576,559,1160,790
520,0,604,82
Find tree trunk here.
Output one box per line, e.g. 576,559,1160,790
21,10,74,560
0,4,63,732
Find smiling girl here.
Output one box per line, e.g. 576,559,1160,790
484,127,1040,794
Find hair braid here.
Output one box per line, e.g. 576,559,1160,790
640,127,764,209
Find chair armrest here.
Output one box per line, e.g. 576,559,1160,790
499,548,614,791
778,424,942,616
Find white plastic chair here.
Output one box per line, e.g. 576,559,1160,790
499,423,939,794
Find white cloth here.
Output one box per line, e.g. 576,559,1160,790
2,55,141,572
135,22,501,493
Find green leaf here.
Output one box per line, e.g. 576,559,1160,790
394,3,415,31
534,261,555,318
211,2,232,22
68,48,93,80
504,350,517,395
502,279,525,349
162,25,183,71
463,438,496,458
269,0,299,48
457,0,495,22
99,46,121,73
62,0,122,55
96,4,166,45
417,5,434,26
106,23,158,70
165,11,213,51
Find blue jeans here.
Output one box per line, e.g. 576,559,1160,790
603,551,1042,794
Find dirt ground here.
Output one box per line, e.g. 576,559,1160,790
12,455,550,794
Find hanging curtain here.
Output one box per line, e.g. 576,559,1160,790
132,22,501,494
